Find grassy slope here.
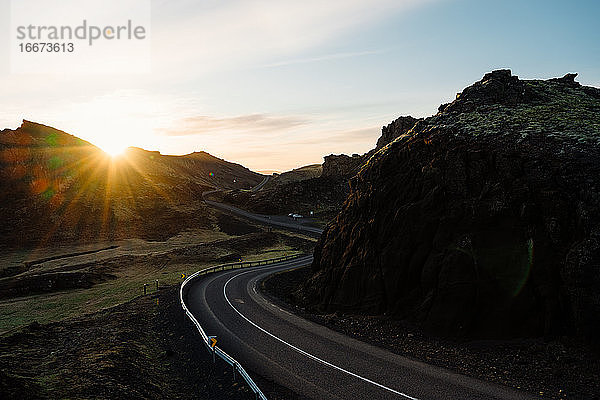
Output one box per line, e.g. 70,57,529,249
0,225,316,399
0,238,310,335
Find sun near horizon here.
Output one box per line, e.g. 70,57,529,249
101,143,128,157
3,0,598,172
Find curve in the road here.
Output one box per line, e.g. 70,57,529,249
223,268,419,400
185,257,533,400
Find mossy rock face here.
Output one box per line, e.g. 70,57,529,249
305,70,600,341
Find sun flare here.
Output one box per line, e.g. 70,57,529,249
102,143,127,157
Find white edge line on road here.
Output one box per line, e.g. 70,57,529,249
223,266,420,400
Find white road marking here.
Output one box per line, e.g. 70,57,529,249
223,266,420,400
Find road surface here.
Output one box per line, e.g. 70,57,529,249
205,200,323,236
251,176,271,192
202,176,322,236
185,256,533,400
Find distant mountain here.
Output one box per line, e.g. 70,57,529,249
0,120,263,248
207,117,423,223
269,164,323,185
303,70,600,343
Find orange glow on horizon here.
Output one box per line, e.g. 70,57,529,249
101,144,127,157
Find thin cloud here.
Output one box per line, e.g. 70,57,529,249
291,126,381,146
161,114,310,137
214,124,381,171
151,0,433,77
258,49,386,68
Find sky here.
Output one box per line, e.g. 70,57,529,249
0,0,599,172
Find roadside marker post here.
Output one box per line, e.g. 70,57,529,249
143,283,147,295
208,336,217,363
155,279,159,291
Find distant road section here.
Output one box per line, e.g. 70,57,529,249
250,176,270,192
204,200,323,236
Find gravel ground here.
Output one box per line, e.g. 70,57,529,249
262,267,600,400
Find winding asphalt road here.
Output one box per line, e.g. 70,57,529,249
187,183,533,399
185,256,533,400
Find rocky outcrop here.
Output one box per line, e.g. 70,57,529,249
321,154,365,177
303,71,600,342
213,117,425,224
376,116,421,150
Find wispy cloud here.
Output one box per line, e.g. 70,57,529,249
151,0,431,76
157,119,382,171
218,124,381,171
161,114,309,136
290,126,380,146
257,49,386,68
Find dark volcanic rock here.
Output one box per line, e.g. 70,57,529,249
376,116,421,150
321,154,365,177
304,70,600,343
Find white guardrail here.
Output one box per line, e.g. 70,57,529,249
179,254,307,400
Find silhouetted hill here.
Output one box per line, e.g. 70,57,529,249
303,70,600,343
0,121,263,248
268,164,322,186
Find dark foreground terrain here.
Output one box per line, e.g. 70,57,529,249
263,266,600,400
0,284,298,400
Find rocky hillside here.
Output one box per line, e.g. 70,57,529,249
267,164,322,186
210,117,422,222
0,121,263,248
303,70,600,343
320,154,365,177
209,154,369,223
375,116,421,150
